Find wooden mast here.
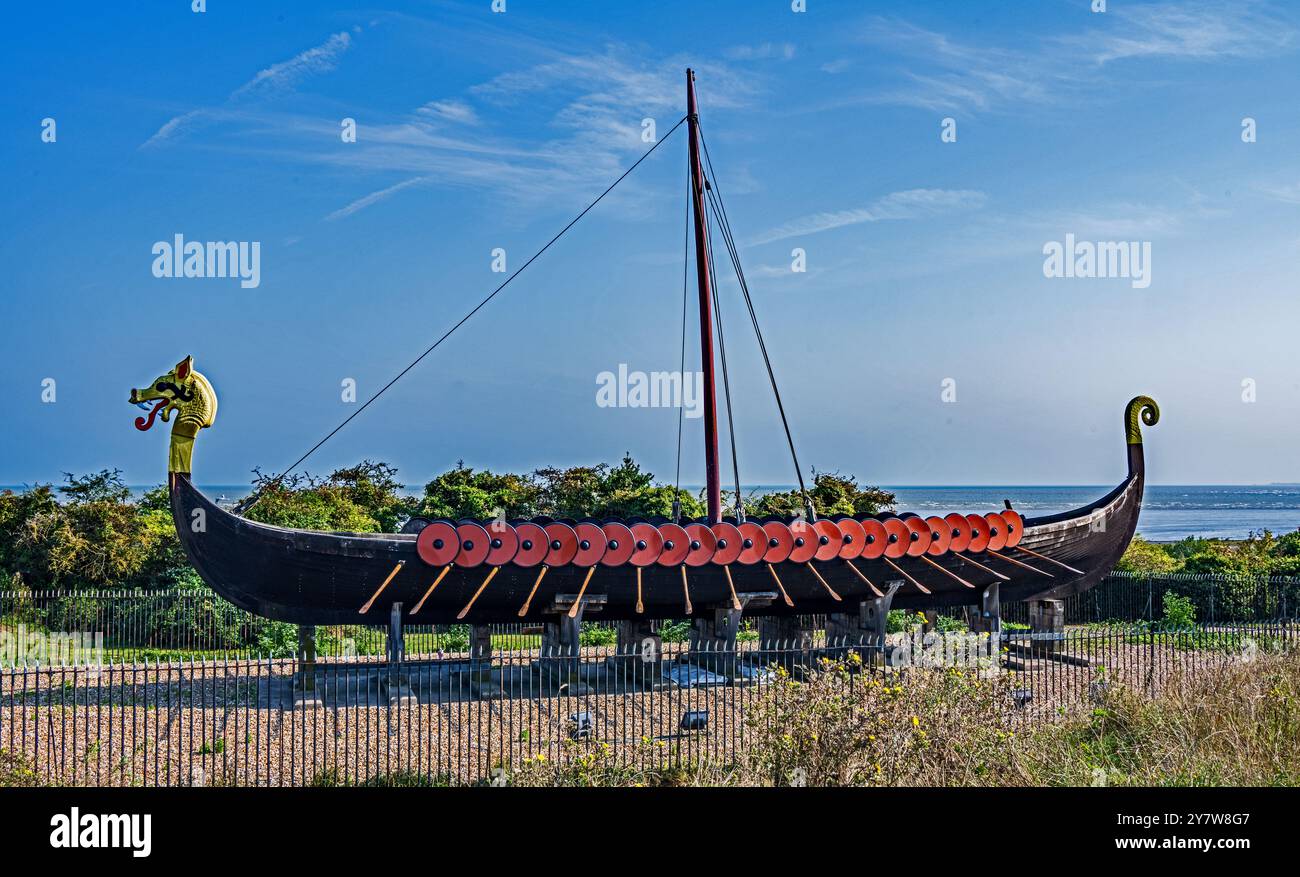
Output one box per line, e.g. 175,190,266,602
687,68,723,524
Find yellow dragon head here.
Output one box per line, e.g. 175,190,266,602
129,355,217,474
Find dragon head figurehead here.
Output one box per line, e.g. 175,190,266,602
129,355,218,475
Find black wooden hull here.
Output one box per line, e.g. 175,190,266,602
170,433,1150,626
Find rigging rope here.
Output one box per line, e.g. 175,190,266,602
234,115,689,516
699,128,814,520
703,187,746,522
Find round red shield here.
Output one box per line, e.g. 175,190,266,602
683,523,717,567
512,522,549,568
903,516,932,557
788,518,819,563
710,522,743,565
860,518,888,559
736,521,767,565
965,513,990,553
762,521,794,564
1000,509,1025,547
834,517,866,560
925,515,951,556
573,522,607,567
984,512,1008,552
484,521,519,566
600,521,635,567
454,522,491,568
812,519,842,562
416,520,459,567
946,513,973,552
882,517,911,559
656,523,691,567
544,522,579,567
629,522,664,567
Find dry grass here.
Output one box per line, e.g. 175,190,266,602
1022,651,1300,786
508,651,1300,787
4,650,1297,787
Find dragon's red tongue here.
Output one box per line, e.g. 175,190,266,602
134,399,167,432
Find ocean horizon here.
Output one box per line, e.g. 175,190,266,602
5,483,1298,542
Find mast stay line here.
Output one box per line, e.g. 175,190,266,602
234,115,689,516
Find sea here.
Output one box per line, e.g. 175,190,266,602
4,482,1289,543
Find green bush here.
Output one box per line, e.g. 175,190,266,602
579,623,618,646
254,621,299,658
1159,591,1196,630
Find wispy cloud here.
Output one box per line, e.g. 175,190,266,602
1081,2,1296,64
849,2,1297,114
143,30,354,147
723,42,795,61
749,188,987,245
416,98,480,125
325,176,432,222
231,31,352,98
1256,181,1300,204
312,45,756,219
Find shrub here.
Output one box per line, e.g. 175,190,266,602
1159,591,1197,630
579,623,618,647
0,748,39,787
254,621,299,658
1116,536,1177,574
743,657,1020,786
748,471,894,519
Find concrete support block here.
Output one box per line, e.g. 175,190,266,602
1029,599,1065,655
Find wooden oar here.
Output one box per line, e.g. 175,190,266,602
882,557,932,595
410,564,452,615
679,565,694,615
806,563,842,602
517,566,549,617
919,555,975,588
635,567,644,614
954,554,1010,582
722,565,743,611
457,566,501,619
359,560,405,614
843,559,884,597
1010,545,1085,576
567,567,597,619
987,551,1053,577
766,563,793,607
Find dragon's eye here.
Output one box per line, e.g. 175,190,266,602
155,382,168,392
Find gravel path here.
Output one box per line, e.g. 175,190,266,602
0,634,1282,786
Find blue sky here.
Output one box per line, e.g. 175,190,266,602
3,0,1298,489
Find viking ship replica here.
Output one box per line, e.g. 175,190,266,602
131,71,1159,646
